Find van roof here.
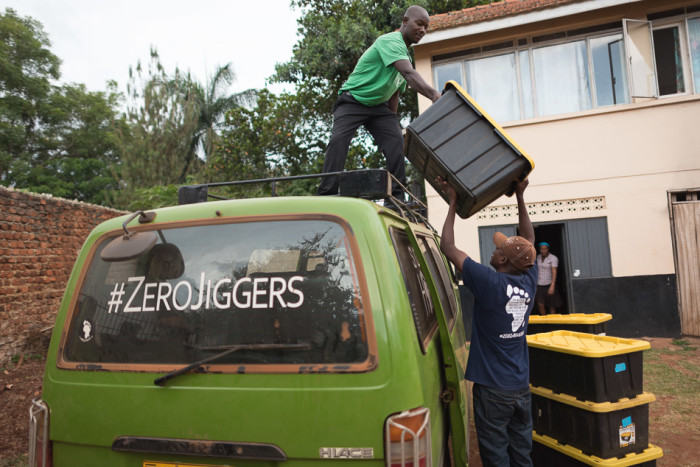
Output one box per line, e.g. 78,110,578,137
174,169,433,229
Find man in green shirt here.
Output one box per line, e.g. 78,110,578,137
317,5,441,199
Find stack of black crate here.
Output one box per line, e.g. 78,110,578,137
527,330,663,466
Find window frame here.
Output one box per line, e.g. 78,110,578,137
390,227,439,354
431,13,700,122
686,16,700,94
416,234,458,332
58,213,379,374
432,26,631,122
651,19,694,96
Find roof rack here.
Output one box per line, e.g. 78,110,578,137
177,169,434,229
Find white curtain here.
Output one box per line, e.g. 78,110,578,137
465,53,520,122
533,40,592,116
688,18,700,93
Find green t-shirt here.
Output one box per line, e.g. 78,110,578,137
340,31,409,106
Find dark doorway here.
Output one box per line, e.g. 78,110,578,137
532,223,571,314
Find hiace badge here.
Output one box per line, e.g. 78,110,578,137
319,447,374,459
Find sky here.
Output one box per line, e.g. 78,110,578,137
1,0,302,95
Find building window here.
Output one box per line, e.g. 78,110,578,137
466,52,522,121
434,61,463,92
533,40,593,115
591,35,629,105
432,14,700,122
654,25,687,95
689,18,700,93
434,31,629,121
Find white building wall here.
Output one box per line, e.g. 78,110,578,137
424,95,700,277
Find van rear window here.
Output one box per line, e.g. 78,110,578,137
62,218,371,371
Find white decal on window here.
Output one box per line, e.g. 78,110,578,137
253,277,268,309
79,319,95,342
232,277,252,308
269,277,287,308
286,276,304,308
157,282,173,311
213,278,232,308
106,274,306,314
123,276,145,313
173,280,192,311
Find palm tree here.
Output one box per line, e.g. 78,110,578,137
177,64,256,181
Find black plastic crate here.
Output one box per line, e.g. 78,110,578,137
527,313,611,335
405,80,534,218
531,385,653,458
532,432,662,466
338,169,390,199
527,331,649,402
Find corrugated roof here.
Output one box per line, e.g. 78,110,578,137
428,0,586,31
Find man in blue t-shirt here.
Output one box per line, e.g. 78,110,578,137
439,178,537,467
317,5,441,199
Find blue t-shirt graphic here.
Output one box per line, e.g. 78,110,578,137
461,257,538,390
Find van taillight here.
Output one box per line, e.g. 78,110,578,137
29,398,52,467
385,407,431,467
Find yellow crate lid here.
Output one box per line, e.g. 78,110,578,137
530,385,655,412
529,313,612,325
533,432,663,466
527,330,650,357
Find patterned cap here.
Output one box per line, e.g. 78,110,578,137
493,232,536,271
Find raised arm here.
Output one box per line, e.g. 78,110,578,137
393,60,441,103
438,178,468,270
514,179,534,245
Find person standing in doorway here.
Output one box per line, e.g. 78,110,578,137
317,5,442,199
535,242,564,315
439,177,537,467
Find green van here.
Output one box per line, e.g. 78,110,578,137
29,170,470,466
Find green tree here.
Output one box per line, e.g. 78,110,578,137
210,88,328,197
112,51,255,210
0,8,60,179
259,0,491,195
110,49,201,209
186,63,256,165
275,0,490,117
0,8,120,204
10,82,121,204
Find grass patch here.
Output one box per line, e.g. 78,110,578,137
0,454,27,467
645,348,700,396
644,346,700,440
671,338,698,351
2,354,45,372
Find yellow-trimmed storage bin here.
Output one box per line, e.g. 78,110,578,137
532,432,663,466
404,80,534,219
527,313,612,335
527,331,650,402
531,385,654,459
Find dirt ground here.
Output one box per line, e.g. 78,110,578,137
1,337,699,466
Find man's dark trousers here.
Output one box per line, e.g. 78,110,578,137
317,91,406,198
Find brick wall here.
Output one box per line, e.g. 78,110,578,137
0,186,125,364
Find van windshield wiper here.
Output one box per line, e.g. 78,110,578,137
154,343,310,386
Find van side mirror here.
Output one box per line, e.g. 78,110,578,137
100,211,158,262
